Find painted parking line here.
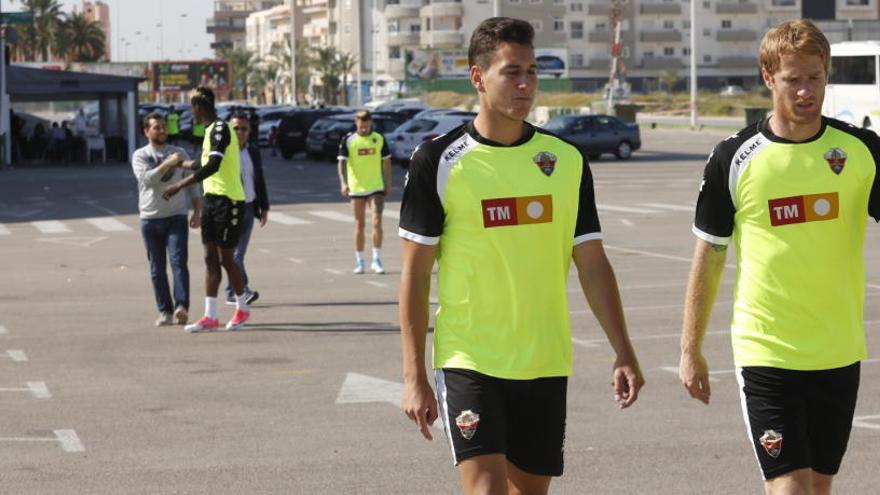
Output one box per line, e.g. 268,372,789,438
0,381,51,399
639,202,694,212
309,210,352,223
604,244,737,269
572,330,730,349
853,415,880,430
366,281,389,288
271,212,313,225
32,220,71,234
324,268,343,275
1,350,28,362
0,224,10,235
598,204,661,215
289,257,304,264
0,430,85,453
85,217,132,232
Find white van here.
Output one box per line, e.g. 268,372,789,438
822,41,880,131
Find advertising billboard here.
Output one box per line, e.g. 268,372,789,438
405,48,568,80
151,60,231,93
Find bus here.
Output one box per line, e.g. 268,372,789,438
823,41,880,131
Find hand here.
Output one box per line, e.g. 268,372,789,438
162,184,180,200
181,160,195,170
189,211,201,229
168,152,183,166
340,184,349,198
612,354,644,409
259,210,268,227
680,350,711,405
401,378,439,441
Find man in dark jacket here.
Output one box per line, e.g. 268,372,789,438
224,112,270,304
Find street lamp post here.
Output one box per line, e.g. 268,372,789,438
689,0,697,129
288,0,296,105
179,13,188,58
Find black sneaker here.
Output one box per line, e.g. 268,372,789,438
246,291,260,305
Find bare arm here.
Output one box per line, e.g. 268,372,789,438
573,240,644,409
679,239,728,405
337,159,349,198
399,239,438,440
382,157,392,196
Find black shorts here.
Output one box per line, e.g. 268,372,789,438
201,194,245,249
737,362,860,480
435,368,567,477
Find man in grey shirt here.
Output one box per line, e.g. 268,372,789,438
132,112,202,326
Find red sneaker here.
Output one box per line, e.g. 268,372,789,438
226,309,250,330
184,316,220,333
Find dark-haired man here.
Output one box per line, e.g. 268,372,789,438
163,86,252,332
132,112,200,327
399,17,644,494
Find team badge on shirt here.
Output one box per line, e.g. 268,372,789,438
533,151,557,176
824,147,847,175
455,410,480,440
759,430,783,458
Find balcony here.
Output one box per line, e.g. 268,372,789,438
716,2,758,14
420,30,463,47
716,29,758,42
207,16,246,34
640,3,682,15
640,30,682,43
717,56,759,68
421,2,463,18
385,4,419,19
387,32,420,46
641,57,682,70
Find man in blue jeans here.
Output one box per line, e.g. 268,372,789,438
132,112,202,326
224,112,269,305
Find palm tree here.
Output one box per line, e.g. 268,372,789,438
335,52,358,107
310,46,356,105
56,12,106,65
218,47,260,101
16,0,63,61
268,38,311,104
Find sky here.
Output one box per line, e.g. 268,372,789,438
6,0,216,62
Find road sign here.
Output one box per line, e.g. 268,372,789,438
1,12,34,25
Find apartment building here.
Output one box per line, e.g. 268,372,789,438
82,1,111,61
570,0,880,92
208,0,284,52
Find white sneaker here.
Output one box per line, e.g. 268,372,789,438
371,258,385,274
155,312,173,327
353,260,365,274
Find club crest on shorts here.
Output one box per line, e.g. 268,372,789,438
455,410,480,440
759,429,783,458
824,147,847,175
533,151,556,177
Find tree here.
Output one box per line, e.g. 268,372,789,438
218,47,260,101
16,0,63,62
268,38,311,104
56,12,106,65
335,52,358,107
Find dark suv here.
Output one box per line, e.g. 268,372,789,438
277,108,348,159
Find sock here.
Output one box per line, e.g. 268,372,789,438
205,297,217,319
355,251,364,263
372,248,381,261
235,293,249,312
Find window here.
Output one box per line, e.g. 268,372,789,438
595,22,607,30
703,28,711,36
529,0,542,4
702,1,711,7
621,46,630,58
571,21,583,39
844,0,869,5
663,20,674,29
683,20,691,29
663,47,675,56
571,53,584,67
644,51,655,59
704,54,712,63
831,56,877,84
683,47,690,56
553,17,564,32
771,0,796,5
721,20,732,29
508,0,522,3
570,2,583,11
389,47,401,59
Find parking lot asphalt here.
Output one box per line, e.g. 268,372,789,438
0,127,878,494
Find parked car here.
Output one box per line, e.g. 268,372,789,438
386,113,477,163
542,114,641,160
305,114,354,159
257,107,296,147
277,108,348,159
318,112,410,160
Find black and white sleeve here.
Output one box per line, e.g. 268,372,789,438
693,145,735,245
398,146,443,245
574,155,602,245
